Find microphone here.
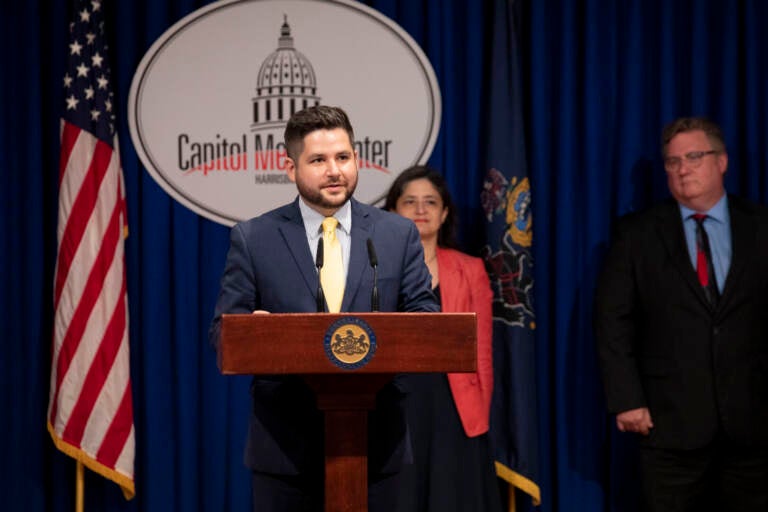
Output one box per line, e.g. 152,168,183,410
315,238,325,312
366,238,379,311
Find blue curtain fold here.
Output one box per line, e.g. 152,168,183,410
2,0,767,511
524,2,768,511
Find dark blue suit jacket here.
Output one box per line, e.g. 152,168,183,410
210,197,438,476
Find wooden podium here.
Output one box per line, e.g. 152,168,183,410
218,312,476,512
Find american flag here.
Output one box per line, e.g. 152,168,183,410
47,0,135,498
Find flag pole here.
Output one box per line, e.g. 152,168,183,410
76,461,84,512
507,485,516,512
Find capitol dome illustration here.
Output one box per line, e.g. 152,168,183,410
251,16,321,132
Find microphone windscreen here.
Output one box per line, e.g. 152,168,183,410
366,238,378,267
316,237,324,268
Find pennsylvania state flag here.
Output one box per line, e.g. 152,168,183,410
481,0,540,509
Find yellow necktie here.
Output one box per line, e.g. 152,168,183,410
321,217,345,312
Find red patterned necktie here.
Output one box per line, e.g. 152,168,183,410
691,213,719,304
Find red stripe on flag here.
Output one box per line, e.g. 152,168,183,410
53,138,114,311
49,194,120,427
61,265,126,445
59,122,81,186
97,379,133,467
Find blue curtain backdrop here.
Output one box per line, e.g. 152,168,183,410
2,1,767,511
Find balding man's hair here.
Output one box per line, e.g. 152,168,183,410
661,117,726,157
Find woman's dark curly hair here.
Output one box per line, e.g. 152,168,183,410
383,165,458,248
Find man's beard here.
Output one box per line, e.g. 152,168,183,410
296,178,357,212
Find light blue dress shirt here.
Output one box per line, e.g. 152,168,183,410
298,197,352,279
679,194,731,293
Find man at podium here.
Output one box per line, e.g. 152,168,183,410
209,105,438,511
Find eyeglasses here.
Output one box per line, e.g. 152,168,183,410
664,150,719,172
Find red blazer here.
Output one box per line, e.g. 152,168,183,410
437,247,494,437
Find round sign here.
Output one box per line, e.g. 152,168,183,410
128,0,441,226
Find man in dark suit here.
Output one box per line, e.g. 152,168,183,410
594,117,768,511
209,106,438,511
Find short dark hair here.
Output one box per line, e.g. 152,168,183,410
383,165,458,249
283,105,355,160
661,117,726,157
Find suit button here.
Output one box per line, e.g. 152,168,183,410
713,327,720,336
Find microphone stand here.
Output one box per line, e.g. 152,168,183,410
316,238,325,312
367,239,379,312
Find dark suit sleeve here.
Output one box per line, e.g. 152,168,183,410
594,219,647,414
397,222,440,312
208,223,259,349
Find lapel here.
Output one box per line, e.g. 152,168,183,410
655,199,714,311
276,198,319,299
343,199,374,311
436,248,462,311
718,195,755,313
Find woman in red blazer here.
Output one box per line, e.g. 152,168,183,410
385,166,500,512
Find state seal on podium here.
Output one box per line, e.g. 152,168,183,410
324,317,377,370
